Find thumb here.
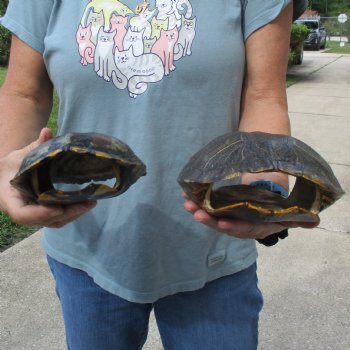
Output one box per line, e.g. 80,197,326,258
26,127,53,152
10,128,53,164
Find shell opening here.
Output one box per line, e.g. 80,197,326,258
202,175,321,222
52,165,121,193
30,154,123,203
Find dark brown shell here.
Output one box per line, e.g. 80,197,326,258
178,131,344,223
11,133,146,204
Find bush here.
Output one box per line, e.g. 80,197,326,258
0,26,10,66
0,0,8,14
0,0,10,66
289,23,309,65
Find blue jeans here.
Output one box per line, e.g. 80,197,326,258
47,256,263,350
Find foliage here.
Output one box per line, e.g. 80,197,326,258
0,0,8,15
290,23,309,45
0,25,10,66
289,23,309,65
308,0,350,17
307,0,350,40
0,0,10,66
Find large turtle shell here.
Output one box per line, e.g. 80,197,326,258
11,132,146,204
178,131,344,223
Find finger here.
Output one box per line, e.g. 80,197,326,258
6,187,96,226
192,209,222,230
10,128,53,165
60,201,97,221
298,220,320,228
46,211,92,228
281,217,320,229
215,218,289,239
8,201,64,226
26,128,53,152
43,201,97,227
183,199,200,213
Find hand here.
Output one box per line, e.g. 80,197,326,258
0,128,97,229
182,192,319,240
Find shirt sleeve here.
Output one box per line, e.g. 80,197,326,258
242,0,308,41
0,0,54,54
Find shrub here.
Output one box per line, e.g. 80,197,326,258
0,0,8,14
289,23,309,65
0,0,10,66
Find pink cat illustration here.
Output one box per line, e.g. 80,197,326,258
76,23,95,66
151,27,179,75
110,14,128,51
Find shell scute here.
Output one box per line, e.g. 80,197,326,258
178,131,344,222
11,132,146,204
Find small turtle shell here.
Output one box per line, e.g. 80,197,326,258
11,133,146,204
178,131,344,223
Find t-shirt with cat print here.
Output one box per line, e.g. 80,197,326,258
1,0,307,303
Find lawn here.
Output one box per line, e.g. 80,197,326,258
286,75,301,88
324,40,350,54
0,67,58,251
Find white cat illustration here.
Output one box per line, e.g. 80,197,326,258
129,8,156,39
94,27,116,81
113,46,165,98
77,0,197,98
174,16,196,60
123,27,146,56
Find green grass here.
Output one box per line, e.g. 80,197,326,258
0,212,39,252
49,91,59,135
324,40,350,54
0,67,6,82
0,67,58,251
286,76,301,88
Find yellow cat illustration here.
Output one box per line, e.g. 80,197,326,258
81,0,134,29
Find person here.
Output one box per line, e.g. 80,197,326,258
0,0,318,349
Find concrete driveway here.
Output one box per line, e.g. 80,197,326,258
259,51,350,350
0,51,349,349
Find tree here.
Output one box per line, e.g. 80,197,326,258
309,0,350,17
0,0,8,15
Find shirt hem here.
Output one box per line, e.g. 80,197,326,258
42,235,258,304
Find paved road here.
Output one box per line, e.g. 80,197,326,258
0,51,349,349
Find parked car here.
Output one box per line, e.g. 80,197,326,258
294,19,327,50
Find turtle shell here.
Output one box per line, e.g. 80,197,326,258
178,131,344,223
11,132,146,204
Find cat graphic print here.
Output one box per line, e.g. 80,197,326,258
77,0,196,98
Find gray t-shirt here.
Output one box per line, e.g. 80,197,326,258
2,0,306,303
